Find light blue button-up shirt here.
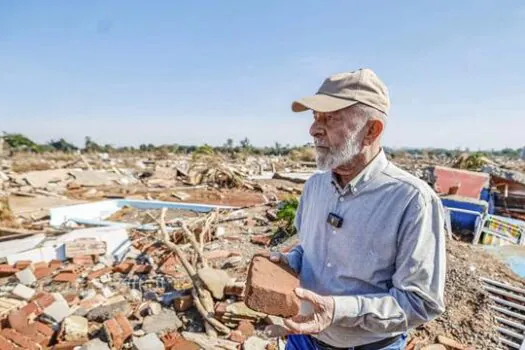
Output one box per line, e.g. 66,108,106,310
287,149,446,347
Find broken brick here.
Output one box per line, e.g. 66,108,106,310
250,234,272,246
35,293,55,309
48,260,63,270
161,332,199,350
203,250,241,261
0,329,40,350
87,267,112,281
244,255,300,318
13,261,32,270
229,330,246,343
32,262,48,271
237,320,255,338
224,283,245,297
104,313,132,350
63,294,80,307
53,272,79,283
71,256,95,266
33,267,53,280
0,265,18,277
0,335,14,350
113,262,134,274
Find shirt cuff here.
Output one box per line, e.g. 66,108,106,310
332,295,361,325
285,250,302,273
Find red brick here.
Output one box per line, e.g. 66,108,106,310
104,313,132,350
224,284,245,297
33,267,52,280
237,320,255,337
63,294,80,307
35,321,54,337
34,294,55,309
48,260,63,270
52,340,85,350
32,262,48,271
250,234,272,246
87,267,112,281
0,265,18,277
113,262,134,274
71,256,94,266
78,295,105,311
0,329,40,350
13,261,32,270
229,330,246,343
0,334,14,350
19,302,41,318
53,272,78,283
203,250,241,261
162,332,199,350
244,255,300,318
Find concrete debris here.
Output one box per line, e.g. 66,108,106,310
132,333,164,350
0,153,522,349
197,266,232,300
142,309,183,334
15,268,37,286
62,315,89,342
11,283,36,300
43,294,71,322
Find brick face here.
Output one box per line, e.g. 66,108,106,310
104,313,132,350
0,329,40,350
244,255,300,318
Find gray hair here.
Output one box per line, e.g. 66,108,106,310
352,103,388,129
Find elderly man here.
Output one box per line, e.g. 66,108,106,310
269,68,446,350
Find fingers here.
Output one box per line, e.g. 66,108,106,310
269,252,281,262
269,252,288,265
283,318,320,335
295,288,322,304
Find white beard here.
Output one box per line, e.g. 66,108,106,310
315,121,368,171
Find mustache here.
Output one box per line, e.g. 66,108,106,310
314,139,330,148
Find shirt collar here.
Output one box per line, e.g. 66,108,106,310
331,149,389,194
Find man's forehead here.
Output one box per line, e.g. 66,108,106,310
313,106,358,117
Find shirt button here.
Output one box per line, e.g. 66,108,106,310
327,262,332,267
339,197,344,202
332,230,336,235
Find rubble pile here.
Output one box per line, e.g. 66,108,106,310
0,204,293,349
409,239,525,349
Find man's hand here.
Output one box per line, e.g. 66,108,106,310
283,288,335,335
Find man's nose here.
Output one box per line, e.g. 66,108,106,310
309,120,324,138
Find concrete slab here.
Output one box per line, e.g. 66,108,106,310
11,284,35,300
16,268,36,286
132,333,164,350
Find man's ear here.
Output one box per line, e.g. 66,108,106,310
362,119,383,146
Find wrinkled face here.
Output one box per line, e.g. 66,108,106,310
309,107,369,170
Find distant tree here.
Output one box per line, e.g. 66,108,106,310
48,138,78,152
3,133,40,152
84,136,103,153
224,138,234,150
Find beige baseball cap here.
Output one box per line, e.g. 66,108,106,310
291,68,390,115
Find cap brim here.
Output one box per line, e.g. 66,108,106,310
291,94,358,113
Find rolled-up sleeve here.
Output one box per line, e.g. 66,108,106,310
332,192,446,333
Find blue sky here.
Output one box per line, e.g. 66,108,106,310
1,1,524,149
